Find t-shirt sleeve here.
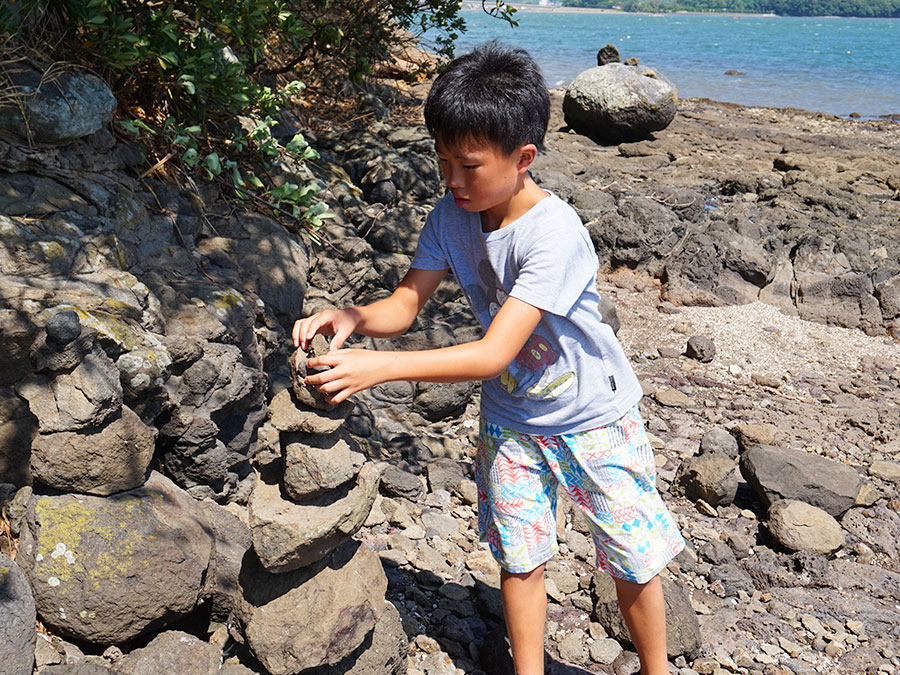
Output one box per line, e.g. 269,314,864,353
410,209,449,271
508,222,598,317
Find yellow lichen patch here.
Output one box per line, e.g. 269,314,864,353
213,288,249,311
34,495,160,589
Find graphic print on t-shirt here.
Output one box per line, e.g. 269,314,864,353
466,259,575,401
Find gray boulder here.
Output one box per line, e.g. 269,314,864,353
249,461,380,572
563,63,677,144
674,452,738,507
768,500,845,554
699,426,739,460
30,406,157,496
236,540,388,675
282,428,367,501
0,67,117,144
0,553,36,675
18,472,213,644
593,571,700,660
739,444,861,517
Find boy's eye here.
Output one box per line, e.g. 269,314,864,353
463,164,478,170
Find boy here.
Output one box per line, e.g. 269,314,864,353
293,42,685,675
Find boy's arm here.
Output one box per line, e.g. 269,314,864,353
293,267,447,350
306,296,544,404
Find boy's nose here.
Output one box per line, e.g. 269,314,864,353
445,168,463,189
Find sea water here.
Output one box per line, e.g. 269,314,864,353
437,11,900,117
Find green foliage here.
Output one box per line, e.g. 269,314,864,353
1,1,515,237
561,0,900,17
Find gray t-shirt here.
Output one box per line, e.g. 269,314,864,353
411,192,642,435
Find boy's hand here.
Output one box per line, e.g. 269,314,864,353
292,308,362,351
305,349,394,405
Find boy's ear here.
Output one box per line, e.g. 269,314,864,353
516,144,537,173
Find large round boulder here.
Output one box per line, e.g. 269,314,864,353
17,472,213,644
563,63,677,144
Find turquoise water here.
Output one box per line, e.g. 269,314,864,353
443,11,900,117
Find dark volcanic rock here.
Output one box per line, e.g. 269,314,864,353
739,444,861,517
597,44,621,66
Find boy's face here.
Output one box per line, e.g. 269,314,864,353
435,137,533,218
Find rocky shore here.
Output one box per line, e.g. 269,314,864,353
1,67,899,675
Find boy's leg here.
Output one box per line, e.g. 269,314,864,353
614,575,669,675
501,564,547,675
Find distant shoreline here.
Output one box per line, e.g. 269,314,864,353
461,3,823,19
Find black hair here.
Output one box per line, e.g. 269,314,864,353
424,41,550,156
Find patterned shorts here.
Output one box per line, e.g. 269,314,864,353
476,405,685,582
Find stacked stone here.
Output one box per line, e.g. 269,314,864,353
234,334,396,675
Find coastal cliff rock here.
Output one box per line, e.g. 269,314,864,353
563,63,678,143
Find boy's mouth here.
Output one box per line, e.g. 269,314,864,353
453,194,470,208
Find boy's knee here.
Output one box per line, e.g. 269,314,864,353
501,563,546,583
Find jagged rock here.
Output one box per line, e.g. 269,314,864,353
289,335,337,411
115,630,221,675
267,388,353,435
159,343,267,495
0,68,117,144
249,461,380,572
236,540,388,675
310,600,407,675
739,444,861,517
0,553,36,675
674,452,739,507
593,572,701,660
0,386,36,486
16,350,123,433
768,500,845,554
197,500,252,623
282,428,367,501
18,472,213,644
563,63,677,144
685,335,715,362
30,405,157,495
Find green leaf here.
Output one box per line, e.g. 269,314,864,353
203,152,222,175
182,148,200,166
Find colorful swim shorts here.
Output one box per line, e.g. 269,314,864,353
476,405,685,582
